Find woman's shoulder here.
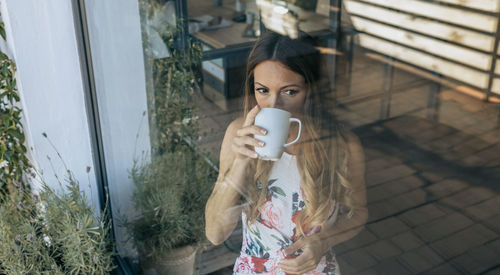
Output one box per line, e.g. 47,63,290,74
344,130,363,153
228,117,245,130
340,130,365,175
326,129,364,164
326,128,362,151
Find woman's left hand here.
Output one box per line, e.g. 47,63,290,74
278,234,327,274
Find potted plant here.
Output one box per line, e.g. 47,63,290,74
121,2,217,274
124,147,216,274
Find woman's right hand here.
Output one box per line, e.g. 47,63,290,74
232,105,268,159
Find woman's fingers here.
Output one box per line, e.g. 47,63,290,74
242,105,261,127
234,135,265,148
233,105,267,158
279,263,316,274
236,125,267,137
232,143,258,159
279,255,316,274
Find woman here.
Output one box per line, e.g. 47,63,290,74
205,31,367,275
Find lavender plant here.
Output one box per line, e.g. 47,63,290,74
0,135,115,274
0,173,115,274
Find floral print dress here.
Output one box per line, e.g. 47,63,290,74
233,152,340,275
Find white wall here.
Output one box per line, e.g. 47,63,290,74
0,0,100,212
2,0,154,259
84,0,151,258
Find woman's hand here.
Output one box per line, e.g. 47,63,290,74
232,105,267,159
278,234,328,274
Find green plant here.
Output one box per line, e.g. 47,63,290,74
0,18,31,201
139,0,203,156
0,165,115,274
123,148,216,263
0,12,115,274
120,1,216,263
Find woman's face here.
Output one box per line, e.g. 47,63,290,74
253,60,307,115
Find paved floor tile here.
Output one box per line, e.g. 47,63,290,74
387,189,428,213
407,125,457,144
368,175,425,204
419,170,453,182
335,229,378,255
366,164,416,187
368,217,411,239
414,212,473,242
487,238,500,255
426,131,471,153
451,245,500,275
465,195,500,220
452,137,493,154
399,203,447,228
484,267,500,275
431,224,498,259
365,240,403,261
398,246,444,273
373,259,413,275
339,249,378,271
479,129,500,144
439,186,496,209
363,148,386,162
367,200,400,222
365,156,403,174
419,263,466,275
354,269,380,275
424,179,469,200
391,231,424,252
336,257,358,275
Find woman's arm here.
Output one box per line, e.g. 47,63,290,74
205,119,249,245
205,106,268,245
279,132,367,274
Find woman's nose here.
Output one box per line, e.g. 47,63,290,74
267,94,283,108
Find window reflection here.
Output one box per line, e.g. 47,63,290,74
84,0,500,273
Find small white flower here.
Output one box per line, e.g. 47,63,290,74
0,160,8,169
43,235,51,246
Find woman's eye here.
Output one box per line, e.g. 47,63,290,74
256,88,268,94
283,89,299,96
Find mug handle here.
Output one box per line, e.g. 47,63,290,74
284,118,302,147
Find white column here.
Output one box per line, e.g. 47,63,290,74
84,0,151,258
0,0,100,212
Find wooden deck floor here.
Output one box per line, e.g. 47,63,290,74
193,47,500,275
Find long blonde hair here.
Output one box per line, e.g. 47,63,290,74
228,32,354,237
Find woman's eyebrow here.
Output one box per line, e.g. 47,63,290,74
255,81,302,89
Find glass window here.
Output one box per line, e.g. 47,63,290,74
82,0,500,274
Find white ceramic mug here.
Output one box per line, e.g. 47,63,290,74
254,108,302,161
